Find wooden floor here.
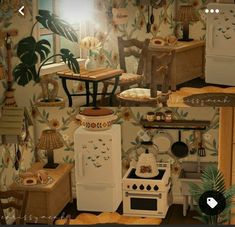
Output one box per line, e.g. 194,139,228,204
58,201,201,225
97,77,235,107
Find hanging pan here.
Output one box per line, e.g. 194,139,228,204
171,131,189,158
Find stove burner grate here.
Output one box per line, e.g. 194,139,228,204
127,168,166,180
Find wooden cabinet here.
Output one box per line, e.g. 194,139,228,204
146,40,205,90
10,163,74,224
218,108,235,224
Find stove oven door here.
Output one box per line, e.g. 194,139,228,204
123,191,164,217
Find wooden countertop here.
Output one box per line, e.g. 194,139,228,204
148,40,205,53
10,162,74,192
57,67,123,81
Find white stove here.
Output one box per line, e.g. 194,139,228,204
122,162,172,218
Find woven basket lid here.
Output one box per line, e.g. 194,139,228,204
79,108,114,116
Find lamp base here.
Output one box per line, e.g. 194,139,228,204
43,163,59,169
43,149,59,169
178,38,194,42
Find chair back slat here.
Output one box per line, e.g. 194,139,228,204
118,37,150,75
0,191,24,200
1,202,22,210
0,190,28,225
124,51,141,59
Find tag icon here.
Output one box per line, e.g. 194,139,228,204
207,197,218,209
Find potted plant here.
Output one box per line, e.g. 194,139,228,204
13,10,80,105
189,165,235,224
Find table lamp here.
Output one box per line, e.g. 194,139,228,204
177,5,199,42
37,129,63,169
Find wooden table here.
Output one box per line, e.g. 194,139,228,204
146,40,205,91
57,68,123,107
10,163,74,224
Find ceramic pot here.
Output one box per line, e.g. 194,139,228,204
37,170,49,184
85,56,97,71
135,149,159,178
77,107,118,131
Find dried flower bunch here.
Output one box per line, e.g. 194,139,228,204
80,36,102,52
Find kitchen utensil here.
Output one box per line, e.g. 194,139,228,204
135,149,159,178
146,6,151,33
14,144,20,170
198,132,206,157
153,131,173,153
171,131,189,158
189,131,197,155
76,107,117,131
137,129,151,142
150,6,155,24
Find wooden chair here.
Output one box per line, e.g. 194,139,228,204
117,50,175,107
101,37,150,104
0,190,28,224
150,50,175,106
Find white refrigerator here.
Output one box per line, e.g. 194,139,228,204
206,3,235,86
74,124,122,212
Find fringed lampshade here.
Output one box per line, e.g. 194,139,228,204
37,129,63,169
177,5,199,41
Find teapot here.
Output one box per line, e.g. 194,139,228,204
135,149,159,178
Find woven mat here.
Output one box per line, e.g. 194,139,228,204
183,93,235,107
55,212,162,225
168,86,235,107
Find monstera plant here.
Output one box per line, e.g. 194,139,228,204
189,165,235,224
13,10,80,104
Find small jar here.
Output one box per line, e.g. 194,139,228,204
165,111,173,122
146,112,155,122
156,112,165,121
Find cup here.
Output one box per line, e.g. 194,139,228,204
37,170,49,184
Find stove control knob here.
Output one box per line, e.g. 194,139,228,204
154,185,159,191
146,185,152,191
132,184,137,190
139,184,145,190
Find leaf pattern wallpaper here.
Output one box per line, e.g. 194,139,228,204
0,0,213,106
0,107,219,203
0,0,218,204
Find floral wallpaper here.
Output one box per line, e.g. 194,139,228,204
0,0,214,107
0,107,218,194
0,1,220,206
0,106,218,204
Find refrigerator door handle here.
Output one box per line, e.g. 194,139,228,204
78,152,84,177
77,182,115,188
208,25,214,49
207,55,235,62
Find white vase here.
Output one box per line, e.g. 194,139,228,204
85,56,97,71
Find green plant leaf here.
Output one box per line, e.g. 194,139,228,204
194,215,210,224
188,165,235,224
17,37,51,66
13,63,38,86
36,10,78,42
60,49,80,73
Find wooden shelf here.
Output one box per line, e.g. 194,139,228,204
141,119,211,130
